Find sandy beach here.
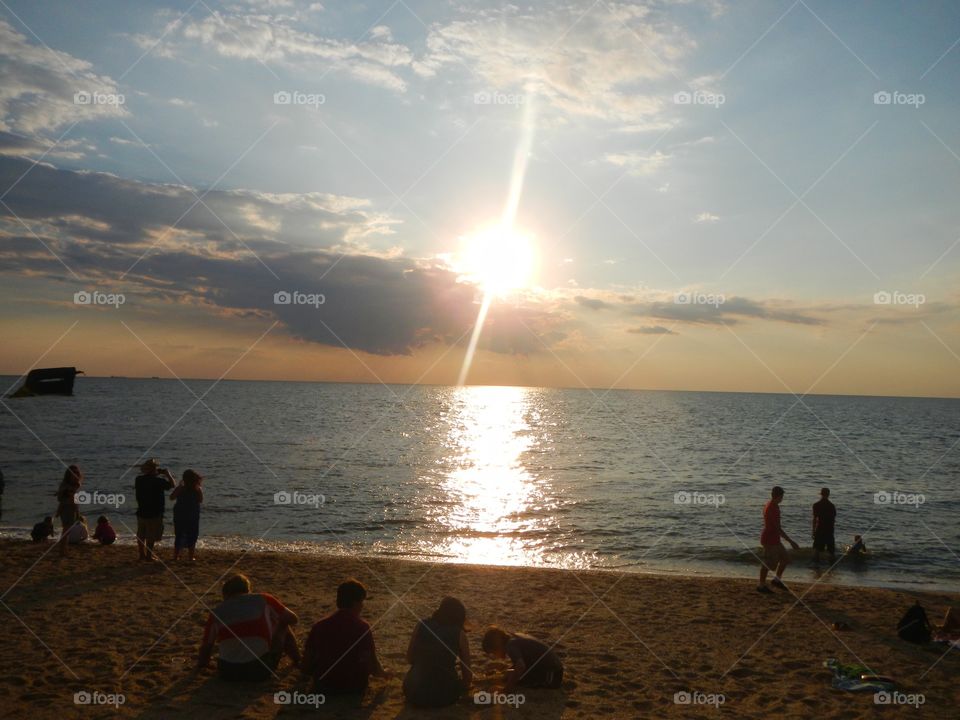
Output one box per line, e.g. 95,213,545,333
0,539,956,718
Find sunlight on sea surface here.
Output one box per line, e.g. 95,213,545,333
428,386,550,566
2,377,959,590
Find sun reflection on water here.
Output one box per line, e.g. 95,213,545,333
430,385,551,567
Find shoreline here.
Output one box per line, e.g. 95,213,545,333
2,529,954,595
1,539,958,718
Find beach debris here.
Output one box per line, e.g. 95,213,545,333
823,658,895,692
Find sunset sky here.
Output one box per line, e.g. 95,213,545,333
1,0,959,396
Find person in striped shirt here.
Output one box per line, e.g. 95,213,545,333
197,574,301,680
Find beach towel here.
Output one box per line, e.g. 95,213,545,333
823,658,895,693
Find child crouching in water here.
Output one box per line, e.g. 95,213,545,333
93,515,117,545
847,534,867,556
481,626,564,689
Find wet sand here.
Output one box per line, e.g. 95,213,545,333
0,539,957,718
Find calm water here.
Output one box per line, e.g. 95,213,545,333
1,377,958,591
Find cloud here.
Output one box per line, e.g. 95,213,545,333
153,10,412,91
628,325,677,335
627,296,824,326
0,152,564,356
0,19,126,135
693,211,719,223
414,4,695,126
574,295,611,310
602,150,670,175
0,130,92,160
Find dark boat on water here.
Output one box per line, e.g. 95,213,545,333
10,367,84,397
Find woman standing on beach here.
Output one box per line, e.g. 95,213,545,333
403,596,473,707
171,469,203,561
55,465,83,557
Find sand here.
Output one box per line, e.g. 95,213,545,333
0,539,957,719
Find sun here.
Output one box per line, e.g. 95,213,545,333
457,223,537,295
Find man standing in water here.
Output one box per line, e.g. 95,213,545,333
812,487,837,564
758,486,800,594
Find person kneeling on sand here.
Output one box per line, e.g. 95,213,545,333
301,579,389,694
481,626,564,689
31,516,55,543
66,516,89,544
937,607,960,638
758,485,800,594
403,597,472,707
93,515,117,545
197,574,301,681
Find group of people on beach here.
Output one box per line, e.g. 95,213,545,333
757,485,866,594
198,574,563,707
35,459,203,560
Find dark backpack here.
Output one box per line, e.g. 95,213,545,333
897,602,931,643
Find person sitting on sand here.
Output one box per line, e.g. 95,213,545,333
198,574,301,681
55,465,83,557
758,485,800,594
812,487,836,564
134,459,175,561
31,516,55,543
171,469,203,561
403,596,472,707
847,534,867,556
92,515,117,545
301,579,389,694
938,607,960,637
481,626,564,689
66,516,89,544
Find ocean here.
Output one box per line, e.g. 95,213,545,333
1,377,958,591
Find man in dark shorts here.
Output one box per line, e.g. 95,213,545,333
198,574,301,680
134,459,174,561
301,579,389,693
758,486,800,594
812,487,837,564
481,626,564,689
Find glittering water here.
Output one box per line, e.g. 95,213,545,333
2,377,958,590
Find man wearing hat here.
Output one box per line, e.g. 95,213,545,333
135,459,175,561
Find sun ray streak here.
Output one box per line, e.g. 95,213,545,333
457,98,536,386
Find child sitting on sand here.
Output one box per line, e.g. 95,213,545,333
481,626,564,689
31,516,54,543
92,515,117,545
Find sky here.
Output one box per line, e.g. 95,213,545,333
1,0,959,396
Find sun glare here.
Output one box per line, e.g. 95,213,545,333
458,224,536,295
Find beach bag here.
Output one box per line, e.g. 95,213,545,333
897,603,930,643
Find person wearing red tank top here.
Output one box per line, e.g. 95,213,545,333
757,486,800,594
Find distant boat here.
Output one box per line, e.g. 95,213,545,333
10,367,84,397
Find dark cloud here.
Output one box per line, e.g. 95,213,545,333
627,325,677,335
574,295,611,310
0,153,562,356
626,296,824,326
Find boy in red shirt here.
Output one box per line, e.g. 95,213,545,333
758,486,800,594
301,579,389,694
